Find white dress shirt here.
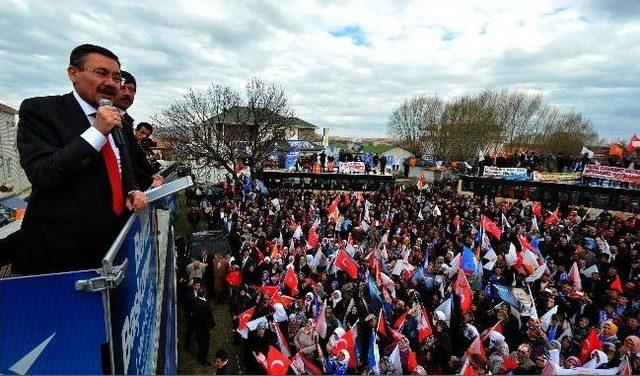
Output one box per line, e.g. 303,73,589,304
74,90,121,172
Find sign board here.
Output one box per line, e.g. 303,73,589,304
583,165,640,184
483,166,528,180
0,271,107,374
110,207,159,375
339,162,366,174
532,172,581,183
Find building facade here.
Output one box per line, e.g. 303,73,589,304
0,103,31,199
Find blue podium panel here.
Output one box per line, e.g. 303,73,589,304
109,207,159,375
0,270,106,375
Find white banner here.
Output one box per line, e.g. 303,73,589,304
339,162,365,174
483,166,528,178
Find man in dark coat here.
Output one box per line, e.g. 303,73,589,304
193,286,215,365
15,43,147,275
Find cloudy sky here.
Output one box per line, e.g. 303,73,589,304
1,0,638,140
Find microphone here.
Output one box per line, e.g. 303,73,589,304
98,98,124,148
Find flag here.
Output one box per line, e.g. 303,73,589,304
274,322,291,357
225,270,242,287
266,346,292,376
367,327,380,374
461,246,479,274
433,205,441,216
460,358,477,376
236,306,256,338
610,276,623,292
544,207,560,226
540,305,558,331
335,249,359,279
435,296,452,327
418,305,434,342
367,273,383,314
494,285,523,311
465,335,486,358
393,310,408,330
525,263,547,283
480,320,503,342
246,316,269,331
582,264,599,278
377,308,388,337
307,225,319,249
531,215,539,232
327,195,340,218
448,253,461,278
454,270,472,313
291,353,322,375
501,212,512,229
532,202,542,217
518,235,534,251
405,349,418,373
254,285,279,297
609,143,624,157
619,356,633,376
315,300,327,338
271,198,281,212
272,293,296,307
389,345,403,374
293,225,303,240
505,242,517,265
579,328,603,363
331,328,357,368
568,262,582,291
481,215,501,240
284,266,299,297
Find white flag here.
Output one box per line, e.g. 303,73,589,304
582,264,599,278
270,198,281,212
293,225,303,240
525,263,547,283
540,305,558,331
435,297,452,327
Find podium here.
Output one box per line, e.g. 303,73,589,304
0,170,192,375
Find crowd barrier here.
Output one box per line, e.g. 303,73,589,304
0,169,192,375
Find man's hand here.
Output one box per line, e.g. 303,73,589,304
93,105,122,136
126,190,148,211
150,174,164,188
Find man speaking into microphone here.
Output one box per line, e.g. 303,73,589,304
15,44,147,275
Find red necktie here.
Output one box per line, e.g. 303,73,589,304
101,143,123,216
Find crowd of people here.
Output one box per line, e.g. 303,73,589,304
177,177,640,375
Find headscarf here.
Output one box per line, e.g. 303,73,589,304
273,303,288,323
338,349,350,365
582,349,608,369
332,290,342,307
624,335,640,353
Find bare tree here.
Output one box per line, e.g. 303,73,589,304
388,94,443,154
154,78,295,180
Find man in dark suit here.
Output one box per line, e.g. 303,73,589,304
193,285,215,366
15,44,147,275
113,71,163,190
214,349,238,375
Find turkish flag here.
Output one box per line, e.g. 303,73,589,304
544,207,560,226
465,335,486,358
579,328,603,363
237,306,255,331
330,328,357,368
225,270,242,287
266,346,292,376
272,293,296,307
335,249,359,279
284,267,299,297
454,271,472,313
518,235,534,251
610,276,624,293
254,285,279,297
393,310,408,330
377,308,388,337
418,306,434,342
532,202,542,217
327,196,340,218
481,215,502,240
405,350,418,373
307,225,319,249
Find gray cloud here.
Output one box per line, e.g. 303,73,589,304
0,0,637,141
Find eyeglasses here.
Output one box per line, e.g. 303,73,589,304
77,65,124,84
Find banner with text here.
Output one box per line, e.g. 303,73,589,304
583,165,640,185
339,162,366,174
483,166,528,180
532,172,582,183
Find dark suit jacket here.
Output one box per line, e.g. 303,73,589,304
193,297,215,332
15,92,138,275
122,114,157,190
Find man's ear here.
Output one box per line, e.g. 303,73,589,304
67,66,78,84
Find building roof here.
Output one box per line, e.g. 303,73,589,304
208,106,317,129
0,103,17,115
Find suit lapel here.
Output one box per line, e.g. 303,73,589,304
62,92,93,138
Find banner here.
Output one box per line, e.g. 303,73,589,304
339,162,366,174
532,172,581,183
110,207,160,375
0,271,107,374
483,166,528,179
284,152,299,170
583,164,640,184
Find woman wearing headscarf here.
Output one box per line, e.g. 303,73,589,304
582,349,609,369
322,349,350,375
326,327,346,353
599,320,619,344
488,331,510,374
294,318,318,357
620,335,640,356
331,289,345,318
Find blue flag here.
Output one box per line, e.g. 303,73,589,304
367,272,383,314
461,246,478,273
367,328,380,374
584,237,597,250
